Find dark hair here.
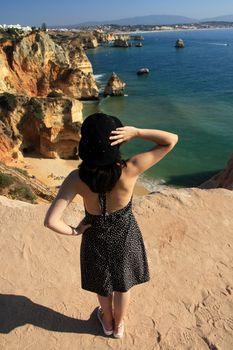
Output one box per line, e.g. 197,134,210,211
78,153,127,193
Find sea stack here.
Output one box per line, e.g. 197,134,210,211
113,38,130,48
104,72,126,97
175,38,185,48
131,34,144,41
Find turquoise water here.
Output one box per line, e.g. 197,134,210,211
84,29,233,190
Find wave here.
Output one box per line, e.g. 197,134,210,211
208,42,230,46
138,174,167,192
94,74,106,81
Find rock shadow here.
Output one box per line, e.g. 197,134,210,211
165,169,222,188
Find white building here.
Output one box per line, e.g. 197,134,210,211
0,24,32,31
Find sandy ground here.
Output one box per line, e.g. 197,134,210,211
0,187,232,349
7,154,149,204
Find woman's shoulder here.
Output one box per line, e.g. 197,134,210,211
122,158,139,180
70,168,91,195
64,168,83,192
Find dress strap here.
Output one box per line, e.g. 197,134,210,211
98,192,107,222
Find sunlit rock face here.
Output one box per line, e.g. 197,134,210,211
0,32,99,99
0,94,83,160
104,72,126,97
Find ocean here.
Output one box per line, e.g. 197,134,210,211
83,29,233,191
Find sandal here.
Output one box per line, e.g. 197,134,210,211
97,307,113,336
113,321,124,339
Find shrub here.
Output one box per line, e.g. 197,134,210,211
0,93,17,112
35,32,40,42
29,98,44,120
0,172,14,188
9,185,37,202
12,167,29,176
47,91,64,98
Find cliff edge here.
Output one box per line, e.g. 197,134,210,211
0,187,232,349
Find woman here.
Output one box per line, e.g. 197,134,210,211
44,112,178,338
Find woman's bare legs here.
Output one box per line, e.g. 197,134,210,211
97,294,113,330
113,290,130,331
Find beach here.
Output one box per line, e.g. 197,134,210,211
7,154,149,204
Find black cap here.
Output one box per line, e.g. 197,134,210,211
78,113,123,166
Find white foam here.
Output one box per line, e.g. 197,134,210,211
138,174,167,192
208,42,229,46
94,74,105,81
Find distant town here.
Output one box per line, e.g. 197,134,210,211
1,21,233,33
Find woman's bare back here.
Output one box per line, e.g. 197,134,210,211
77,161,138,215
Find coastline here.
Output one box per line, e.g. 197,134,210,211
115,27,233,35
7,155,149,204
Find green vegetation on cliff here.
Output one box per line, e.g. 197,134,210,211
0,171,37,204
0,93,17,112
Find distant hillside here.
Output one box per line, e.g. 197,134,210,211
75,15,198,27
202,14,233,22
53,14,233,28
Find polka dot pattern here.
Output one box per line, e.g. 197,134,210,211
80,193,150,296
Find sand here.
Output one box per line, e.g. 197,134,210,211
7,154,149,205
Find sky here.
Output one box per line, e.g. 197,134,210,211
0,0,233,26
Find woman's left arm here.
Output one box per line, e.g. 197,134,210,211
43,170,91,236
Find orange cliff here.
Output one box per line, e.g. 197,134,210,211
0,31,99,99
0,31,101,162
0,95,83,160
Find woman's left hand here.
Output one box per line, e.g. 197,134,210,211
75,219,92,235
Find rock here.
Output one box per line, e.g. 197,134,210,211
104,72,126,97
131,35,144,41
198,154,233,190
137,68,150,75
0,32,99,99
84,37,98,49
93,30,116,44
0,93,83,160
113,38,130,48
175,38,185,48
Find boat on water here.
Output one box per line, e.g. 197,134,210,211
137,68,149,75
175,38,185,48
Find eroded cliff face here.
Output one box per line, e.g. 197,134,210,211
199,154,233,190
0,32,99,99
0,31,99,162
0,94,83,160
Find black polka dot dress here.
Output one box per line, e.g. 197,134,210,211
80,192,150,296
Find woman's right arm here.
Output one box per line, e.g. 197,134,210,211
110,126,178,177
